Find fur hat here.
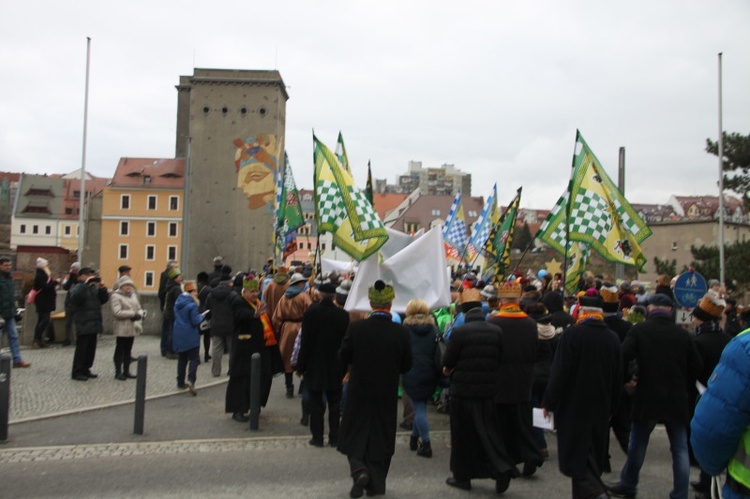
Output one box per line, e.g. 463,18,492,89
368,280,395,304
693,290,726,321
496,280,522,299
36,257,49,269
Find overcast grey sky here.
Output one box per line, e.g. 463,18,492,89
2,0,749,209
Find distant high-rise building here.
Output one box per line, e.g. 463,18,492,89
375,160,471,196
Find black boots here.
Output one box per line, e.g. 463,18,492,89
285,373,294,398
114,361,126,381
417,440,432,458
409,436,419,451
123,360,137,379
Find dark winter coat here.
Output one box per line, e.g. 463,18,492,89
604,314,633,343
296,298,350,391
443,308,503,399
402,315,439,402
0,271,16,320
162,279,182,323
172,293,203,352
622,310,703,425
488,310,538,403
337,313,412,461
207,283,237,338
158,268,171,311
543,319,622,478
33,268,58,313
693,320,730,387
532,325,559,396
69,281,109,336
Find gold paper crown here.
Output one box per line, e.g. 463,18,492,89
496,281,522,298
460,288,483,304
696,292,726,319
600,285,620,304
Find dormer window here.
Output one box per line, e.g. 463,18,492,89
143,175,152,184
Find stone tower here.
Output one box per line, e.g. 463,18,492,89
175,68,288,277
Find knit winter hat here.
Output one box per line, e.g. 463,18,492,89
36,257,49,269
368,280,395,304
168,267,182,279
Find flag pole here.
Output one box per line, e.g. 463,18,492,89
562,130,580,292
717,52,726,286
77,37,91,264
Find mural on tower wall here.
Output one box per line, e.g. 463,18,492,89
233,134,282,210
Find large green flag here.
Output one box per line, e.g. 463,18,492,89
335,131,351,174
276,153,305,237
314,135,388,261
483,187,522,280
539,131,651,271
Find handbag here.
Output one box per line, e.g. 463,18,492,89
26,288,38,304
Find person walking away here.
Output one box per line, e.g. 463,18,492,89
196,272,212,362
69,268,109,381
162,267,183,359
443,288,519,494
61,262,80,346
272,272,312,398
401,299,439,458
110,276,143,380
158,260,178,356
225,276,280,422
32,257,59,347
691,327,750,499
606,293,703,499
543,290,622,499
690,290,731,495
337,280,412,498
207,277,235,377
0,257,30,368
172,281,203,395
296,282,349,447
487,280,545,477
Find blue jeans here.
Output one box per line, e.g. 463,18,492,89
3,317,23,363
619,419,689,499
410,399,430,442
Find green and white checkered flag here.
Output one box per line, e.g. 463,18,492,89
314,134,388,261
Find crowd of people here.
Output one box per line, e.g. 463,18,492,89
3,254,750,498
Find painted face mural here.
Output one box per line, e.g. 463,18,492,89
233,134,281,210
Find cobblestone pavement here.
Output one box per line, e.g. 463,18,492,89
4,335,227,422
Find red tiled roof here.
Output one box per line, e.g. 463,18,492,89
110,158,185,188
372,193,407,220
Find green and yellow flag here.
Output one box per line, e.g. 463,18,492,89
539,131,651,271
482,187,522,280
314,135,388,261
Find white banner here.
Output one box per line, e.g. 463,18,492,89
345,227,452,314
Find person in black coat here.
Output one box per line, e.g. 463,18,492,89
606,293,703,499
542,290,574,332
61,262,80,347
207,278,236,376
32,257,59,347
337,280,412,499
69,268,110,381
296,282,350,447
401,299,439,458
158,260,178,356
690,291,731,494
543,292,622,499
443,288,519,494
162,268,183,358
488,281,545,478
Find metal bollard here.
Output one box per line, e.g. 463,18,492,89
0,355,10,442
249,353,260,431
133,355,148,435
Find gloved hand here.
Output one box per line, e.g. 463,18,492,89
131,313,142,321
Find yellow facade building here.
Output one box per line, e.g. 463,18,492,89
100,158,185,290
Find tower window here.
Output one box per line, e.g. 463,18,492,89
259,107,267,116
240,107,248,115
221,106,229,115
202,106,210,114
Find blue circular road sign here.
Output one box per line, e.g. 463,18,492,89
673,271,707,308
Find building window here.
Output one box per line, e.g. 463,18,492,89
32,225,39,234
147,222,156,237
73,190,81,199
65,208,73,215
169,196,179,211
20,224,26,234
45,225,51,235
321,243,326,251
145,245,155,261
143,175,151,184
121,195,130,210
167,246,177,261
147,195,157,210
64,225,71,236
144,271,154,287
168,222,178,237
119,244,128,260
120,221,129,236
